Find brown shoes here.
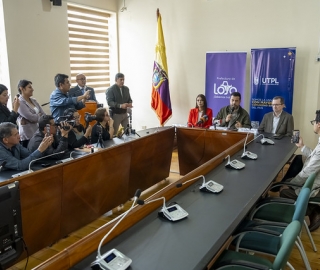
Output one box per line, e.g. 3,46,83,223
309,206,320,232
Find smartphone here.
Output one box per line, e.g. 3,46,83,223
292,130,300,143
46,124,51,136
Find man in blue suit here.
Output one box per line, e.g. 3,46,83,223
69,73,97,102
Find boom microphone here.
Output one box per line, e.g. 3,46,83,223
176,175,223,193
12,150,65,178
196,115,208,126
241,133,258,160
137,196,188,222
92,189,142,270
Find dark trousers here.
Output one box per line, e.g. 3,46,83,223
279,155,320,216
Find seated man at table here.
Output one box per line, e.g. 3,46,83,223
0,122,52,170
280,109,320,231
258,96,294,136
50,74,91,121
28,115,71,159
215,92,251,129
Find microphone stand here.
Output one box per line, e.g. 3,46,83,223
97,126,105,148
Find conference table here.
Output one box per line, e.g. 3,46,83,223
69,131,296,270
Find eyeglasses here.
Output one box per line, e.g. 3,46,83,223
272,104,283,107
77,78,86,81
311,120,317,125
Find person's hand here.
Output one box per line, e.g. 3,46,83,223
12,96,20,112
108,117,114,128
235,121,242,129
295,136,304,148
127,103,133,108
84,90,91,100
59,121,72,137
120,103,128,109
225,114,232,122
38,135,53,153
84,125,92,137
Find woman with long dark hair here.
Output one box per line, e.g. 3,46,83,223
91,108,114,144
187,94,213,128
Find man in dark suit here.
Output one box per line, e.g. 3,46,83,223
69,73,97,102
258,96,294,136
106,73,133,134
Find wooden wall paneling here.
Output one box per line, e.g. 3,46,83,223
176,128,206,175
60,144,132,237
128,127,175,195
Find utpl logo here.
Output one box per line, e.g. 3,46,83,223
214,81,237,95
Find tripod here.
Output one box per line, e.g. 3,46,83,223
96,125,105,148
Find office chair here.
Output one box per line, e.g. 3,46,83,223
213,220,301,270
264,172,317,252
231,187,311,270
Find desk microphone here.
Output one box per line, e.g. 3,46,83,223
176,175,223,193
241,133,258,160
196,115,208,126
92,189,141,270
12,150,65,178
225,154,245,170
137,196,188,222
56,151,75,164
260,134,275,145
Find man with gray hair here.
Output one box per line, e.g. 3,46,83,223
0,122,52,170
258,96,294,136
69,73,97,102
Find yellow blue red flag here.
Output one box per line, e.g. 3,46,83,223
151,9,172,125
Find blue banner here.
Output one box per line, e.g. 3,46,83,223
250,48,296,127
205,52,247,117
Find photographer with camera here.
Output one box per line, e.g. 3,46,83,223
91,108,114,144
27,115,71,159
63,108,92,149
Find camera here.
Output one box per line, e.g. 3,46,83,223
55,116,75,130
85,112,97,123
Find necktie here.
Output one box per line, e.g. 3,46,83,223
120,88,123,97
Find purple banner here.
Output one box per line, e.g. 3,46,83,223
250,48,296,127
205,52,247,117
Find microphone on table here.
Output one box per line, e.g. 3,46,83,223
137,196,188,222
196,115,208,126
12,150,65,178
212,118,222,130
241,133,258,160
225,154,245,170
56,151,75,164
92,189,142,270
176,175,223,193
260,134,275,145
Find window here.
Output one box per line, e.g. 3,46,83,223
67,3,117,102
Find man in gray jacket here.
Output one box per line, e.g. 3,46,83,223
280,109,320,231
106,73,133,134
258,96,294,136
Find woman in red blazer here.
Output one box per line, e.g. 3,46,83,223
187,94,213,128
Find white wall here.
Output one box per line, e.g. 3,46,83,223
117,0,320,146
2,0,320,146
1,0,117,111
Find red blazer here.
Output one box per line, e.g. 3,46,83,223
187,108,213,128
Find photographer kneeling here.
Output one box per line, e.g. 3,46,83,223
63,108,92,149
27,115,71,159
91,108,114,144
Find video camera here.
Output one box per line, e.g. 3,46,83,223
85,112,96,124
55,114,75,130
